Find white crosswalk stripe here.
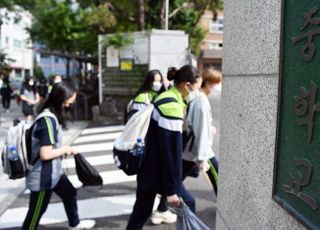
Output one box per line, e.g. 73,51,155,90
0,195,160,228
73,132,121,144
72,142,114,153
80,125,124,135
68,170,136,188
0,125,147,228
62,155,115,168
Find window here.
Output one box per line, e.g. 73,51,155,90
209,41,223,50
25,69,30,78
40,53,50,59
13,16,21,25
210,17,224,33
13,39,22,49
15,69,22,78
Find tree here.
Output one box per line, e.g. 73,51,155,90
0,50,13,76
137,0,145,31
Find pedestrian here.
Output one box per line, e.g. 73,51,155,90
48,75,63,94
22,82,95,230
126,69,166,122
125,69,177,225
0,76,13,112
20,76,40,120
37,77,48,102
183,68,221,197
127,65,200,230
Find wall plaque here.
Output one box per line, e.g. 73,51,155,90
274,1,320,228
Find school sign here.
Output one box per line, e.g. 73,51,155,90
274,1,320,228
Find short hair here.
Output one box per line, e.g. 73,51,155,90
201,68,222,88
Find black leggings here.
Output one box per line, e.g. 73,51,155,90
2,95,10,109
22,174,79,229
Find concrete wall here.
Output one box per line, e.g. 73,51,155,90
216,1,305,229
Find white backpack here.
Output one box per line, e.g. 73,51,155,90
114,97,177,175
1,111,58,179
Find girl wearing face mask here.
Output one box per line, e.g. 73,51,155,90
20,76,40,120
125,70,166,122
22,82,95,230
127,65,200,230
183,68,222,197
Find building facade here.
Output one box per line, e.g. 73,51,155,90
0,7,33,80
198,10,223,71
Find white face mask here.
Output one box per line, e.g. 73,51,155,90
152,81,162,92
184,86,200,103
54,78,62,84
29,81,34,86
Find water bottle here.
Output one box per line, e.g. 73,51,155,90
8,146,23,179
131,138,144,157
8,146,19,161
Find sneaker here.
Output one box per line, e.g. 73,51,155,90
68,219,96,229
150,210,177,225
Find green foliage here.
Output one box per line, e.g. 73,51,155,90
4,0,223,57
101,33,134,49
84,4,117,33
0,50,13,76
33,65,44,80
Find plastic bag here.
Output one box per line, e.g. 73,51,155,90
75,153,103,186
175,202,210,230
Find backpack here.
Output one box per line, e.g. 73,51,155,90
114,97,177,175
1,111,58,179
124,93,151,124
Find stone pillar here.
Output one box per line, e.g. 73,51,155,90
216,1,305,229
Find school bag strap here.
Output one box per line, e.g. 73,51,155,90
27,111,59,165
33,110,59,128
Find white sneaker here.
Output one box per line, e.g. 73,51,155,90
150,210,177,225
69,219,96,229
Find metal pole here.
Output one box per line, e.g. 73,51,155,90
165,0,169,30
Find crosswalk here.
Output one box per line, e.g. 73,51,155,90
0,124,160,229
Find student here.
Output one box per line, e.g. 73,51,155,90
126,69,166,121
20,76,40,120
22,83,95,230
183,68,221,196
37,77,49,102
0,76,12,112
127,65,200,230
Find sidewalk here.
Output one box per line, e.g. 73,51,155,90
0,101,89,216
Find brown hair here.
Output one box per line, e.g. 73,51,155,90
201,68,222,88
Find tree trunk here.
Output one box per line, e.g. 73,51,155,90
138,0,145,31
160,0,166,29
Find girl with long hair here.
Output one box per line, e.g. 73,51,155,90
22,82,95,230
125,69,166,122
